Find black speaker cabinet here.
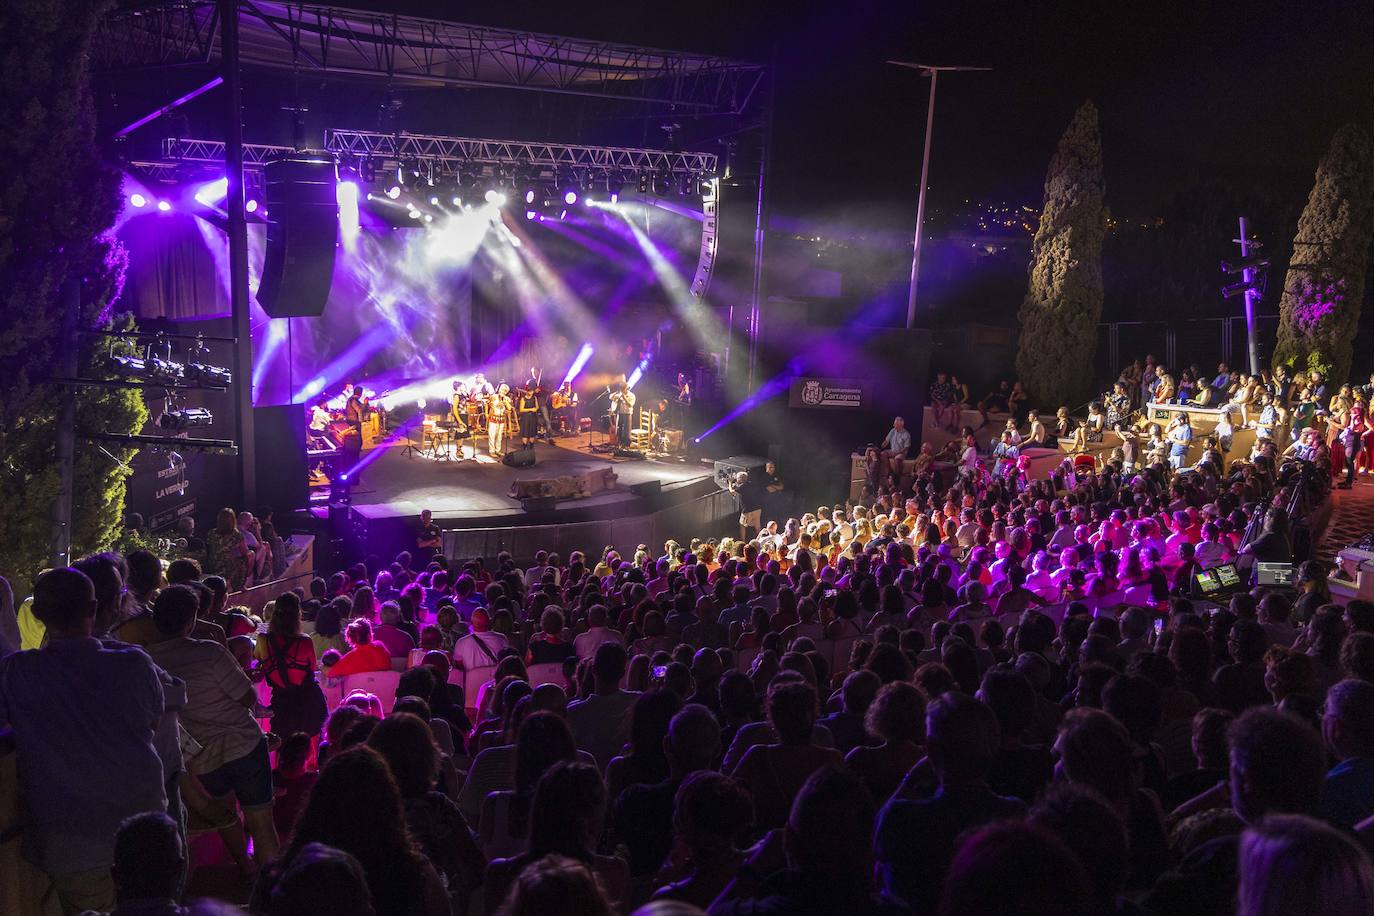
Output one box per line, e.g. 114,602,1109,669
253,404,308,512
503,448,537,468
256,154,338,318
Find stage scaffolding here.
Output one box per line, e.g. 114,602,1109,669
95,0,769,508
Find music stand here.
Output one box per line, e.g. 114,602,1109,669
399,410,424,458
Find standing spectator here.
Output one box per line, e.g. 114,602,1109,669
0,568,167,913
416,509,443,559
253,591,329,741
145,584,279,869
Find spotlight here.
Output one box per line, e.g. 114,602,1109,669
157,407,214,430
107,354,148,376
424,214,433,222
526,210,537,221
524,186,538,206
386,185,402,200
156,200,172,212
563,189,578,206
485,189,508,206
408,209,421,220
246,199,259,213
193,177,228,206
429,196,440,206
129,193,148,208
185,362,232,386
638,173,651,194
652,174,670,196
451,195,462,206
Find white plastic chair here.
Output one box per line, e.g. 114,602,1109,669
340,669,403,713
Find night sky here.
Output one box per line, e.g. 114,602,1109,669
381,0,1374,237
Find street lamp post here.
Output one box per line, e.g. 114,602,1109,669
888,62,990,329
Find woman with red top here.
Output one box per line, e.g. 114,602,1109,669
254,591,329,739
324,618,394,677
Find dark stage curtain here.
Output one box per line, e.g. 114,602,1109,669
117,213,230,320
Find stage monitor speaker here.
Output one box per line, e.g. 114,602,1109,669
521,496,557,513
257,154,338,318
713,455,768,489
503,448,537,468
253,405,308,512
629,479,661,498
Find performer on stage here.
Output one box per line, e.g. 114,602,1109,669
471,372,494,398
551,382,579,436
517,376,541,448
344,381,368,441
488,383,513,458
610,380,636,445
448,380,471,458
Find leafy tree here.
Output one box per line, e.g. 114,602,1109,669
1015,101,1106,408
0,0,145,594
1274,124,1374,383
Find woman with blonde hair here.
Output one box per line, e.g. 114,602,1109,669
1237,814,1374,916
206,506,251,591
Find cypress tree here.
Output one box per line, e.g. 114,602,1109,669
0,0,146,592
1015,101,1106,409
1273,123,1374,383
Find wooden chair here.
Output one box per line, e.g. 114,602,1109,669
629,406,655,451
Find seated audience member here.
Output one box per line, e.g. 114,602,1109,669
108,812,187,916
453,608,510,670
651,772,754,908
712,766,895,915
252,746,448,916
323,618,394,677
566,641,640,770
1146,706,1328,916
261,842,375,916
527,608,577,665
368,713,485,907
819,669,882,756
479,711,580,859
876,693,1026,913
844,681,926,801
492,854,614,916
1213,619,1273,713
1053,707,1167,889
1164,707,1233,811
1030,782,1132,915
272,731,320,842
483,762,629,913
731,678,844,830
572,604,624,660
614,703,722,877
145,584,279,869
1316,678,1374,828
978,666,1054,803
605,688,683,800
373,601,417,657
1237,814,1374,916
937,821,1091,916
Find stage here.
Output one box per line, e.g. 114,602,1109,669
314,438,738,564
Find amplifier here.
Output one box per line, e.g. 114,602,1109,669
713,455,768,489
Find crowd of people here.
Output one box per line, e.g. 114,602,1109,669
2,352,1373,916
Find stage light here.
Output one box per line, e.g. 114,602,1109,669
1221,256,1270,275
526,210,537,220
156,200,172,212
246,198,259,213
185,362,232,386
386,185,402,200
157,407,214,430
485,189,508,206
193,177,228,206
429,196,440,206
523,186,538,206
563,189,579,206
129,192,148,208
638,174,651,194
451,195,462,206
408,209,422,220
610,192,620,205
424,214,433,222
652,174,670,196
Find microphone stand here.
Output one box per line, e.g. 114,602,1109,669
587,386,613,453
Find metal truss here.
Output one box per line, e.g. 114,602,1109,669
324,130,718,177
156,133,717,178
96,1,765,115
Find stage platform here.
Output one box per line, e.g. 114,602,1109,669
313,439,737,564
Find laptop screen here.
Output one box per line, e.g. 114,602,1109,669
1256,562,1294,587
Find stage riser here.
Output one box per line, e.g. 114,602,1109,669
345,479,736,566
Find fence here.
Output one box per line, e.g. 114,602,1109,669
1095,315,1281,383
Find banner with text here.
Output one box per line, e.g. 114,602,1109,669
788,376,870,410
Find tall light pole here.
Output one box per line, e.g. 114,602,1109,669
888,62,990,329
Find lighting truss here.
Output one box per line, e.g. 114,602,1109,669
324,130,718,178
95,1,765,115
155,133,717,179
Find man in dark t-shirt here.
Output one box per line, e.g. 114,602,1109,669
731,472,765,541
416,509,442,559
